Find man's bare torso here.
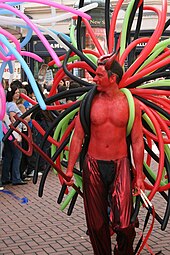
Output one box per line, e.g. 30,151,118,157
88,92,129,161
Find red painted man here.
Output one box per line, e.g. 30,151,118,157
66,55,145,255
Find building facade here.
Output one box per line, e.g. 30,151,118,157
1,0,170,82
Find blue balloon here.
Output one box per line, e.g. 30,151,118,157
0,61,8,83
0,34,46,110
5,2,22,5
50,29,71,42
0,189,28,204
0,2,22,15
0,121,4,141
20,26,33,48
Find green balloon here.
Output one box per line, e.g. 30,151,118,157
138,79,170,89
120,0,136,59
120,88,135,136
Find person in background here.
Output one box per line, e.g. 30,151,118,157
57,85,67,105
1,84,27,185
58,79,66,87
0,141,4,190
24,85,36,112
17,86,42,178
67,82,81,103
65,54,145,255
26,109,53,178
10,79,23,89
17,88,32,181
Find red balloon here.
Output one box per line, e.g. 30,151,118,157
120,4,167,85
108,0,124,53
73,16,105,56
140,101,165,201
121,57,170,87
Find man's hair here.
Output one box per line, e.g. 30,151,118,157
108,60,123,83
97,52,123,84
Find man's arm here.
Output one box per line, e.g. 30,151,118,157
131,99,145,193
65,114,85,184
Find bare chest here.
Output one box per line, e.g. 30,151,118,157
90,97,129,127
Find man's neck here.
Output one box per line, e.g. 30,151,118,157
100,85,120,99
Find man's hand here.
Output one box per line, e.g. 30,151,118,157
65,171,74,186
133,177,145,196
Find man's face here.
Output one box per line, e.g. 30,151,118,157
93,65,111,92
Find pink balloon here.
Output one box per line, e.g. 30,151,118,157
0,82,6,120
0,3,62,66
0,27,21,61
0,1,91,66
0,52,11,61
20,51,43,62
0,0,91,20
2,123,13,140
1,51,43,62
0,27,21,52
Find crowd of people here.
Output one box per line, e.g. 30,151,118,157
0,77,82,190
0,80,40,189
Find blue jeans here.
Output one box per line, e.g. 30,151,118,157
1,140,22,184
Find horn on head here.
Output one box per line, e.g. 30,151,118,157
97,49,120,70
105,49,120,70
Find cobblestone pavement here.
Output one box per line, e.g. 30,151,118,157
0,169,170,255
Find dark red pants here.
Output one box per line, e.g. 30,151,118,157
82,154,135,255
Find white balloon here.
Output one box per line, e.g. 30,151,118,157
0,3,98,26
32,3,98,24
0,18,69,51
38,25,69,51
0,2,98,52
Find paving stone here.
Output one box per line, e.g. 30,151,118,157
0,167,169,255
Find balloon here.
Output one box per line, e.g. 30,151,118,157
73,16,105,56
0,26,21,52
0,82,6,120
32,3,98,24
20,51,43,62
120,3,167,84
49,62,94,97
31,119,69,150
48,49,99,67
109,0,124,53
20,26,33,48
130,88,170,97
120,88,135,136
120,0,138,58
0,3,62,67
140,101,165,201
119,38,149,66
0,34,46,110
0,0,91,20
1,0,169,241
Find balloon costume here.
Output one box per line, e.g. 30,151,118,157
1,0,170,254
